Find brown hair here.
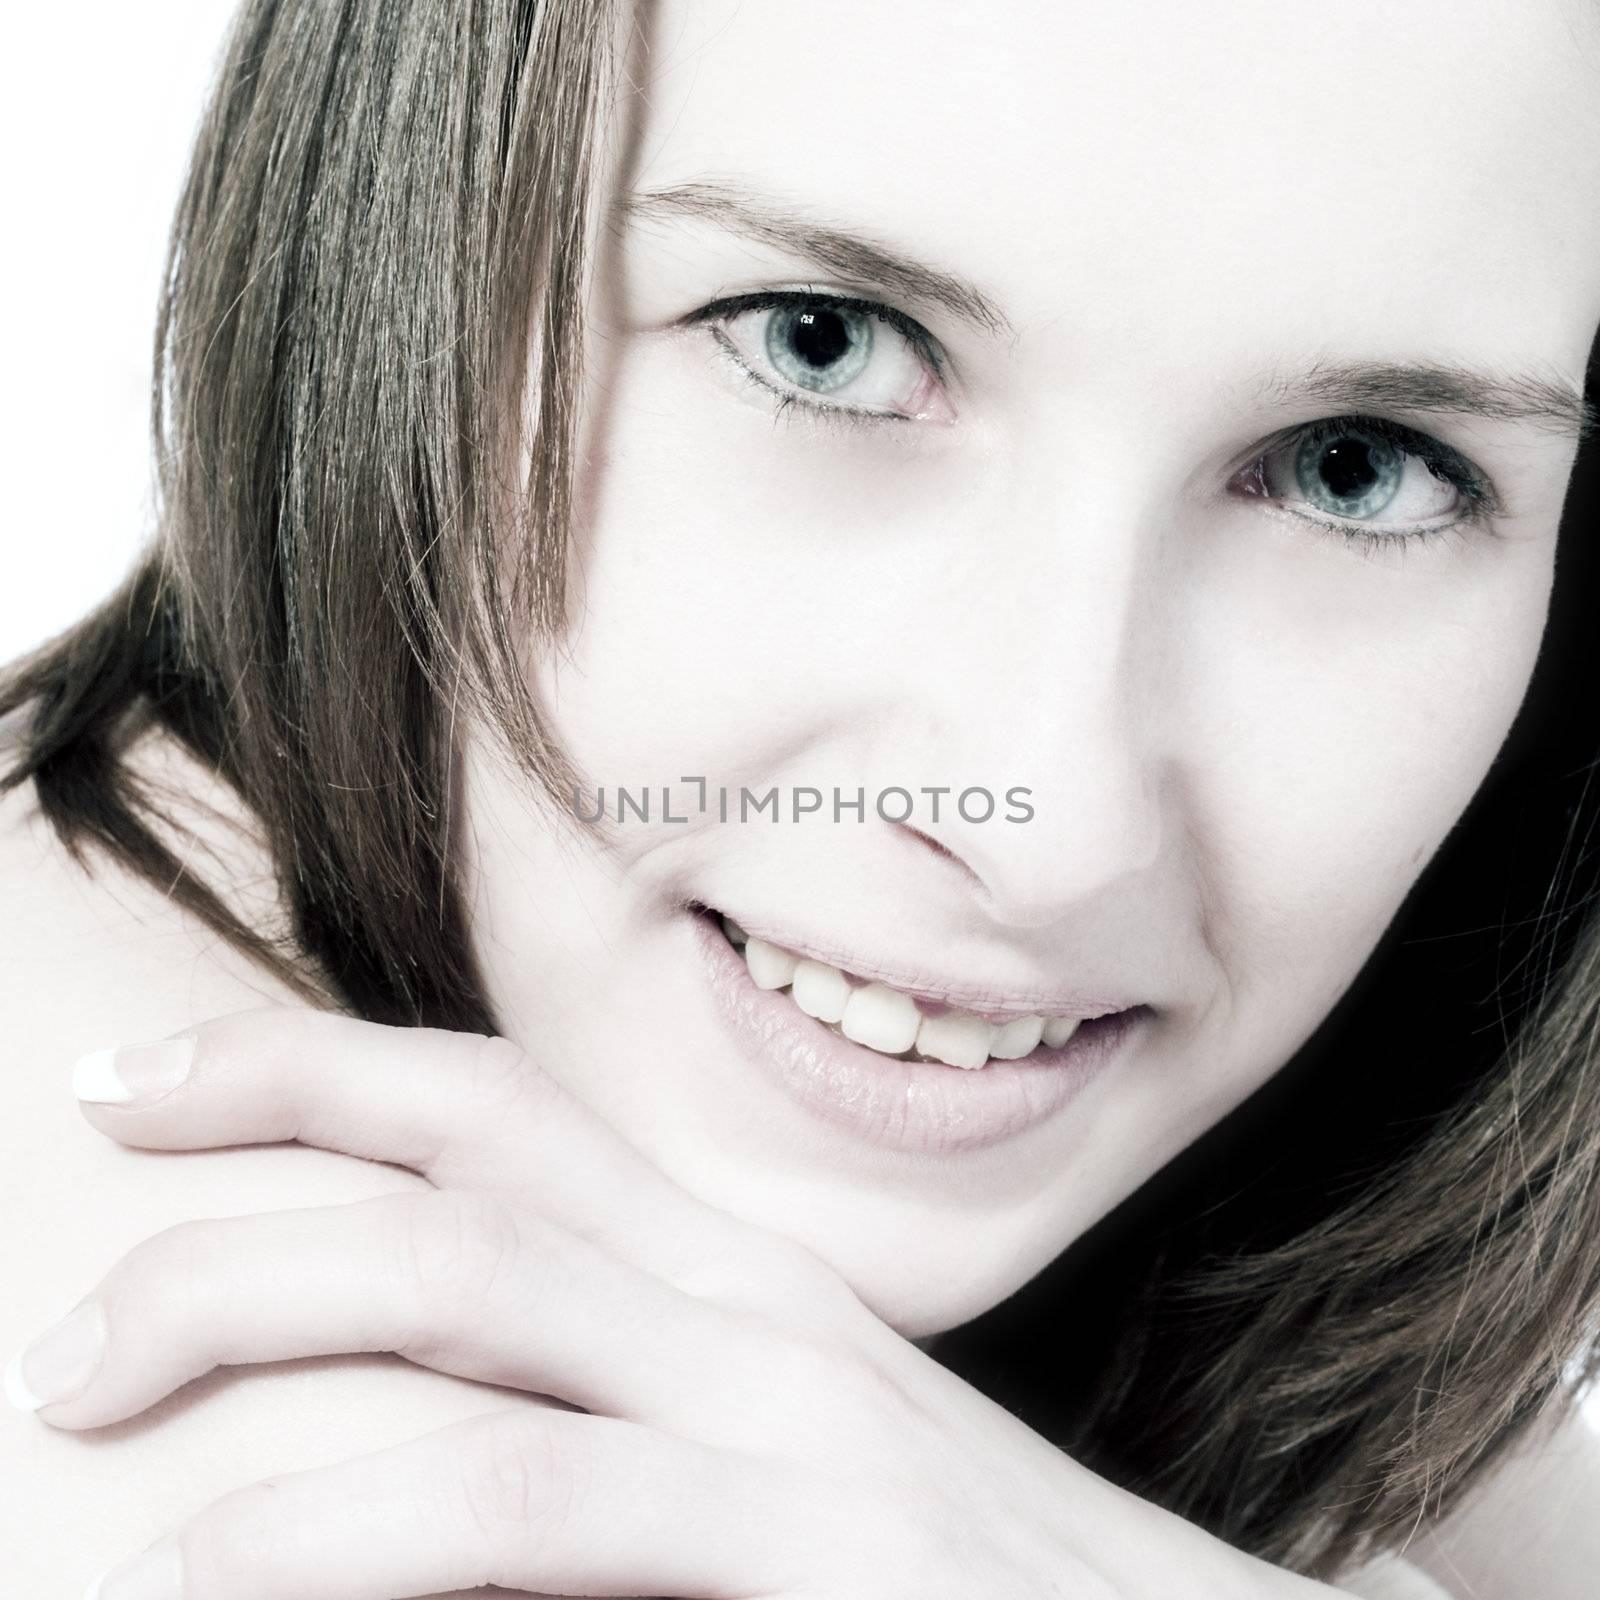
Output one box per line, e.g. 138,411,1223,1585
4,0,1598,1579
4,0,598,1027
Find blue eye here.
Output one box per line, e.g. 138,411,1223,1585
686,289,954,423
765,303,875,394
1241,414,1496,543
1295,427,1407,520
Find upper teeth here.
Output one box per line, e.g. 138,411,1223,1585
723,916,1083,1069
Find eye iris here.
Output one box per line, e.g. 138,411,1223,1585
1294,429,1404,519
765,303,873,393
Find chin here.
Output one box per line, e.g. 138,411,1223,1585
825,1233,1063,1341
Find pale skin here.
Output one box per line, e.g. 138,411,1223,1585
4,0,1600,1594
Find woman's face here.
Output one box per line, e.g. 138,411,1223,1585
463,0,1600,1335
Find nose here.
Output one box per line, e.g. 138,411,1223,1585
878,477,1169,931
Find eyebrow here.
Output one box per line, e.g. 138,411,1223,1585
1270,359,1597,442
624,180,1012,336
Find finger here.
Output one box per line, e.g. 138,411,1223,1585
92,1409,814,1600
72,1007,738,1282
18,1191,765,1434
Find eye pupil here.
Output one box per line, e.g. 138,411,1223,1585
766,302,873,393
791,309,849,369
1295,428,1403,519
1318,437,1379,500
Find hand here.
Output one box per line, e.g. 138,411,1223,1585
16,1008,1346,1599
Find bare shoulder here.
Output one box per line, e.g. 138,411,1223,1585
0,738,297,1040
1405,1397,1600,1599
0,752,543,1596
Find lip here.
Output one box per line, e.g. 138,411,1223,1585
689,908,1148,1154
721,916,1142,1023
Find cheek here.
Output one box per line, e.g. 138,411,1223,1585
1181,529,1555,1025
542,342,961,780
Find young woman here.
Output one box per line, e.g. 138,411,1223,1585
3,1,1598,1595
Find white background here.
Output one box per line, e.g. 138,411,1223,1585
0,3,236,664
3,1,1596,1436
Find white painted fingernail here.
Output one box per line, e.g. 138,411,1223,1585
6,1298,107,1411
74,1039,194,1106
85,1541,184,1599
3,1350,39,1411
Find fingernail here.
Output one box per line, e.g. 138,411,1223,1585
85,1541,185,1599
74,1038,195,1106
5,1298,107,1411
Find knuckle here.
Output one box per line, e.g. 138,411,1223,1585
762,1329,845,1398
393,1190,527,1321
189,1003,309,1078
453,1032,556,1120
674,1222,858,1323
764,1233,865,1314
456,1413,573,1551
121,1216,223,1313
126,1216,203,1276
188,1478,295,1576
763,1328,900,1419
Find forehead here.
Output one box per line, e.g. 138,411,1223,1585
629,0,1600,376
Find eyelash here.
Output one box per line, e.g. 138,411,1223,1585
682,290,1502,551
1241,414,1500,556
683,289,945,425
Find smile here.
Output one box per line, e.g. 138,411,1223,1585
720,915,1096,1069
690,907,1145,1153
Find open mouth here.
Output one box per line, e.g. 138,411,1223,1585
705,908,1121,1070
688,903,1145,1152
